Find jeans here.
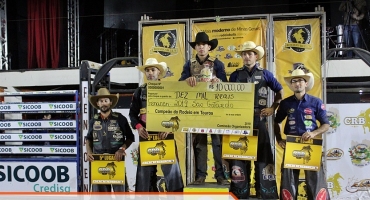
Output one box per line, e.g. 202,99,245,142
344,25,362,57
193,134,224,179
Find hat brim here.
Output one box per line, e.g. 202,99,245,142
189,39,218,51
235,46,265,61
88,94,119,110
284,73,314,92
136,63,167,79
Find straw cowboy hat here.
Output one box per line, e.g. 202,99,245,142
88,88,119,110
284,68,314,92
189,32,218,51
235,41,265,60
137,58,168,79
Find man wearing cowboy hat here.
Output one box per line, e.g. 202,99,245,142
229,41,282,199
179,32,229,185
85,87,135,192
129,58,184,192
274,68,330,200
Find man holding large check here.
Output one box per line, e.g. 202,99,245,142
129,58,184,192
177,32,229,186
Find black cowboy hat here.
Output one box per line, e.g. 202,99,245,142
189,32,218,51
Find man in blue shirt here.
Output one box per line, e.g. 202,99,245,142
229,41,282,199
274,68,330,200
179,32,229,185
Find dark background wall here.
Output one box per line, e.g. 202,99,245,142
5,0,370,70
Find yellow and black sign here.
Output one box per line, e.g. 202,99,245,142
139,139,176,166
146,81,255,135
91,154,125,185
284,135,322,171
142,24,186,82
192,19,267,76
222,135,258,160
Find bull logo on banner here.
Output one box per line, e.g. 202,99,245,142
151,30,178,57
284,25,312,52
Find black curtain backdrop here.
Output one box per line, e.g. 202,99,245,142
6,0,338,70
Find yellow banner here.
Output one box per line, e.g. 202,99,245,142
284,135,323,171
91,154,125,185
274,18,322,98
142,24,186,81
222,135,258,160
146,81,254,134
139,139,176,166
192,19,267,76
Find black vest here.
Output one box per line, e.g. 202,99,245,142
235,66,268,109
92,112,124,154
139,84,147,109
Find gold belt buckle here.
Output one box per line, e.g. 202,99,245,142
140,108,147,114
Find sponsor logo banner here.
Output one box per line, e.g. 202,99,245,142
139,140,176,166
0,162,77,192
284,135,322,171
0,102,76,112
91,154,125,185
0,134,76,141
0,120,76,129
0,147,77,154
222,135,258,160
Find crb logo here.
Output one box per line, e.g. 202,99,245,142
344,117,365,125
0,123,11,127
0,165,69,182
147,141,166,159
0,105,10,110
98,162,117,179
292,150,307,158
229,136,249,154
50,104,74,109
20,105,41,109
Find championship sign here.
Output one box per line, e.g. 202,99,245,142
91,154,125,185
139,139,176,166
222,135,258,160
284,135,323,171
146,81,254,135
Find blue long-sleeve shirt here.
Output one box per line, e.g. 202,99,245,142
274,94,329,136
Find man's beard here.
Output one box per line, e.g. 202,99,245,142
99,106,110,113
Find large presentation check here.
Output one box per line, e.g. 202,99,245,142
146,81,254,135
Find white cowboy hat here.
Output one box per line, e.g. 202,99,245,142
284,69,314,92
88,88,119,110
235,41,265,60
136,58,168,79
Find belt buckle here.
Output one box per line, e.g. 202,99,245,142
140,108,147,114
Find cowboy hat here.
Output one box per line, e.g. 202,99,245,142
136,58,168,79
88,88,119,110
189,32,218,51
235,41,265,60
284,69,314,92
